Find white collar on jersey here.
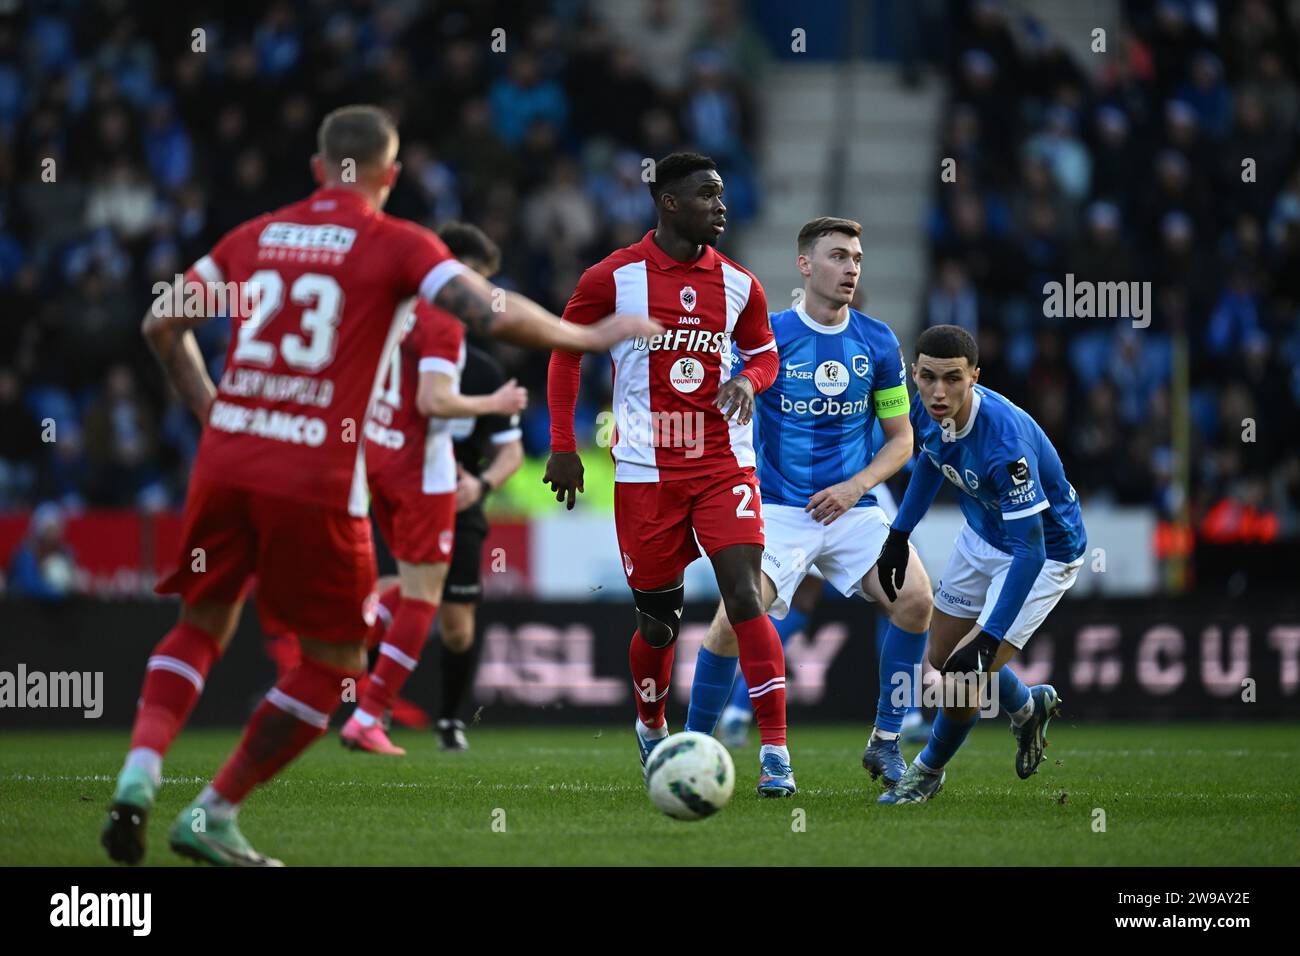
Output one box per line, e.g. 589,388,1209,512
949,387,983,440
795,302,850,334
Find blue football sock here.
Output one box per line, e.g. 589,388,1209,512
685,646,739,734
998,666,1030,717
875,621,928,735
728,608,807,713
918,709,980,770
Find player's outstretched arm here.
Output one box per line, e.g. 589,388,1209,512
416,372,526,420
807,413,913,525
433,271,659,353
141,277,216,422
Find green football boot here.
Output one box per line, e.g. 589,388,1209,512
168,803,284,867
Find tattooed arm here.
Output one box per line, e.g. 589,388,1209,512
432,271,659,353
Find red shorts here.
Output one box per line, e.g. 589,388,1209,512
156,480,376,643
613,468,764,590
369,473,457,566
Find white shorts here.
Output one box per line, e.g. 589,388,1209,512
760,503,890,619
933,523,1083,649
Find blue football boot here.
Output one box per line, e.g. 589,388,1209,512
756,747,797,797
862,733,907,788
877,761,945,805
635,720,668,775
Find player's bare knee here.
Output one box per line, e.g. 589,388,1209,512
441,624,473,653
299,637,366,674
703,603,739,655
892,587,932,634
633,583,685,648
179,601,240,649
721,582,763,625
401,561,447,606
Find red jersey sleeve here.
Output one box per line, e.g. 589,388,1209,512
412,303,467,378
392,221,465,304
184,218,259,287
732,275,778,393
548,263,615,453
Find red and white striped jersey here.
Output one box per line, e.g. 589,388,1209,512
185,186,465,514
365,302,466,495
549,231,776,482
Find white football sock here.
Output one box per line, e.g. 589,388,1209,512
759,744,790,764
871,727,900,742
352,708,379,728
196,785,238,822
636,718,668,739
123,747,162,786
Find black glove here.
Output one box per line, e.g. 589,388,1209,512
875,528,910,602
941,630,1001,675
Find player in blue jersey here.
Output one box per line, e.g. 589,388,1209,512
683,217,935,791
715,428,931,747
875,324,1087,805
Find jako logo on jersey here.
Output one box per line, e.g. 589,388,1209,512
852,354,870,377
670,357,705,393
815,361,849,396
679,285,697,312
439,530,453,555
632,330,729,352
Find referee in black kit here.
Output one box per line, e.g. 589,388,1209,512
433,222,524,750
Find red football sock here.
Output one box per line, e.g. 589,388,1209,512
359,597,437,718
211,655,357,805
629,629,674,729
733,615,787,746
263,631,301,682
129,622,222,756
365,585,402,651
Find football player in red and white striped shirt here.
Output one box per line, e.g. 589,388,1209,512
341,265,526,755
102,105,659,867
545,153,796,796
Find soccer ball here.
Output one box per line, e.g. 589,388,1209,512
645,731,735,821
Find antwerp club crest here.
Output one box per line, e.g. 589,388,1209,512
679,285,697,312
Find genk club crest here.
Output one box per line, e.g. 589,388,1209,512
679,285,697,312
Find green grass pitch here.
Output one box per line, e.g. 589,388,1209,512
1,723,1296,866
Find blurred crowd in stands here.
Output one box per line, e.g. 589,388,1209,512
0,0,766,517
924,0,1300,544
2,0,1298,583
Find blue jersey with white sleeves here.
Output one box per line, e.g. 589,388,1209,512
910,384,1086,561
752,305,910,508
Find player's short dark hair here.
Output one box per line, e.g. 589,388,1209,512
797,217,862,255
437,221,501,274
916,324,979,367
649,152,717,202
317,105,398,167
